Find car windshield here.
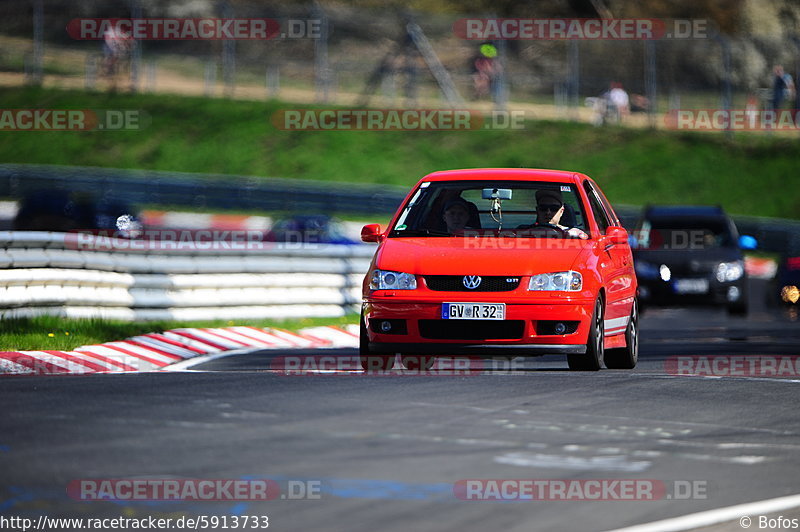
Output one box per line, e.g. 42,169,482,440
389,180,589,238
635,218,734,249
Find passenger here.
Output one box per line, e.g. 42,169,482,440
442,198,474,234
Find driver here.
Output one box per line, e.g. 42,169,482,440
522,189,588,239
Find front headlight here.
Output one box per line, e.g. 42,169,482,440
716,260,744,282
528,271,582,291
370,269,417,290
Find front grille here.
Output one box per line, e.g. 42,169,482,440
419,320,525,340
424,276,520,292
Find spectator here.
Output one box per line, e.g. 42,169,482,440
102,24,133,88
608,82,630,121
470,43,499,100
771,65,794,111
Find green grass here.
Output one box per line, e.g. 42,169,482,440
0,86,798,220
0,315,358,352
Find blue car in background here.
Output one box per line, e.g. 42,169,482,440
265,214,359,245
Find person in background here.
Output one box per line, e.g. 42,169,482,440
608,82,630,121
470,42,499,100
771,64,794,111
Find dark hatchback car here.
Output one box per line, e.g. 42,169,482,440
14,190,141,237
631,206,756,315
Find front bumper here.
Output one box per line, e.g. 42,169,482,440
363,299,594,357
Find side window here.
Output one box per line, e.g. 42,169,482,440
594,186,619,227
583,182,611,235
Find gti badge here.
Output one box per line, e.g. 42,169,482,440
462,275,482,289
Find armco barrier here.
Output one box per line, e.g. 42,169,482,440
0,231,375,321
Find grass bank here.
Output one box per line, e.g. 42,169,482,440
0,86,798,219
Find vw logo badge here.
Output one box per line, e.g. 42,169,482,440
462,275,482,289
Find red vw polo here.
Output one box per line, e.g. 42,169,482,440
360,168,638,371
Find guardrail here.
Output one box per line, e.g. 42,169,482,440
0,231,375,321
0,163,410,216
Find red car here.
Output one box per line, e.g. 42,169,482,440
360,168,638,371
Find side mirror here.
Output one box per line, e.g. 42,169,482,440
739,235,757,250
361,224,384,243
606,226,629,245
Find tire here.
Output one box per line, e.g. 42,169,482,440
359,312,394,371
568,297,604,371
400,354,434,371
605,299,639,369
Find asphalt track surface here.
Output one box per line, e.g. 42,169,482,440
2,281,799,532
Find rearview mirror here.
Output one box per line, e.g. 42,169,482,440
482,188,512,200
361,224,383,243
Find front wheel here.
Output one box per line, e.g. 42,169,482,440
605,299,638,369
568,298,604,371
359,313,395,371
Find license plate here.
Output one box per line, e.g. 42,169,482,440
442,303,505,320
673,278,709,294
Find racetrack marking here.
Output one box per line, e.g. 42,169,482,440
162,330,227,352
103,342,176,366
16,351,95,374
662,440,800,452
670,452,768,465
494,451,652,472
330,430,548,450
202,327,269,347
607,493,800,532
124,338,188,360
71,348,138,371
0,356,34,374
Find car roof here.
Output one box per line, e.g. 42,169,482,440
421,168,585,183
644,205,726,218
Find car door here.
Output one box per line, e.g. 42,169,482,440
583,180,635,336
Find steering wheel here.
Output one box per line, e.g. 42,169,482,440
533,222,568,238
